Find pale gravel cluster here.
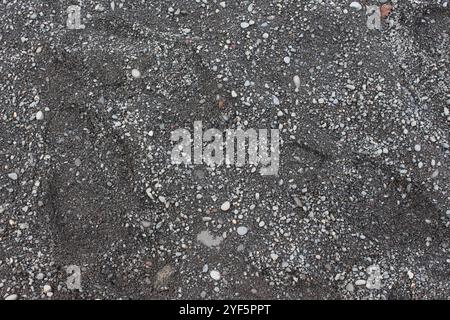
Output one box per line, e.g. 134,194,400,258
0,0,449,300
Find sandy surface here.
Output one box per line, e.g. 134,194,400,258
0,0,449,300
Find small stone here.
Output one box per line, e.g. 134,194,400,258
43,285,52,293
221,201,231,211
270,253,279,261
349,2,362,11
293,75,301,89
240,22,250,29
272,95,280,105
231,90,238,98
141,220,151,228
145,187,153,199
283,56,291,64
131,69,141,78
345,283,355,292
407,270,414,279
414,144,421,152
35,111,44,120
237,226,248,236
355,279,366,286
5,294,18,300
210,270,221,281
7,172,18,180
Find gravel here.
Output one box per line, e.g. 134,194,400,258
0,0,448,301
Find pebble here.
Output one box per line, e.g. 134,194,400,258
43,285,52,293
210,270,221,281
273,95,280,106
283,56,291,64
349,2,362,11
221,201,231,211
35,111,44,120
355,279,366,285
131,69,141,78
240,22,250,29
293,75,301,89
237,226,248,236
141,220,151,228
5,294,18,300
345,283,355,292
7,172,18,180
414,144,422,152
270,253,279,261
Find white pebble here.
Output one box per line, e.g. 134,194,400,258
240,22,250,29
237,226,248,236
283,56,291,64
210,270,221,281
272,95,280,105
5,294,18,300
43,285,52,293
35,111,44,120
293,75,301,89
349,2,362,11
7,172,18,180
414,144,421,152
221,201,231,211
131,69,141,78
